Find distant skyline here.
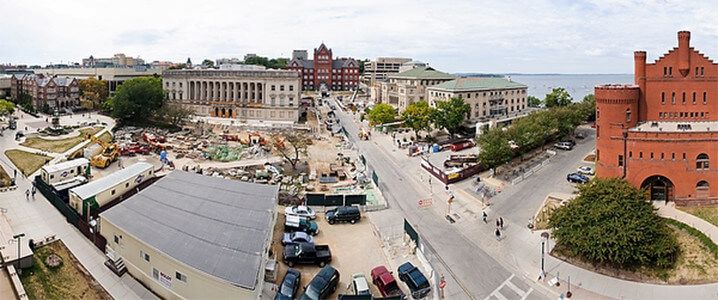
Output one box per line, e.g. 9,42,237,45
2,0,718,74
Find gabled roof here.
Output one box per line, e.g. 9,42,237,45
332,58,358,69
100,171,279,290
288,58,314,69
316,43,330,53
389,66,455,80
428,77,527,92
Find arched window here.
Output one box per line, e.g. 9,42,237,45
697,153,710,170
696,181,710,198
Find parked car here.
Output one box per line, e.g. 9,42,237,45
554,142,573,150
285,205,316,219
566,172,590,184
562,140,577,147
397,262,431,299
283,242,332,267
575,132,586,139
285,215,319,236
371,266,406,298
577,166,595,175
301,265,340,300
282,231,315,246
275,268,301,300
351,273,371,295
326,206,361,224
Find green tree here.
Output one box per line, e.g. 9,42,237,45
544,87,573,108
431,97,470,136
160,103,194,127
477,127,513,170
106,77,164,124
527,95,542,107
366,103,397,125
580,93,596,121
401,101,433,138
201,59,215,68
79,77,109,109
168,63,187,70
549,178,679,269
358,59,370,74
0,99,15,116
244,56,289,69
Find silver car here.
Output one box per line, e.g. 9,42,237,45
282,231,314,246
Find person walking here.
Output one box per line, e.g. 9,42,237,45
499,217,504,229
495,228,501,241
482,211,488,223
31,185,36,200
25,189,30,200
496,219,501,228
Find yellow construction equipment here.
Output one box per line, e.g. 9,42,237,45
90,135,120,169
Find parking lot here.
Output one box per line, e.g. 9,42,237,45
272,207,418,298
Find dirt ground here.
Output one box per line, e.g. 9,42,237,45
19,240,111,300
272,208,390,298
4,149,51,176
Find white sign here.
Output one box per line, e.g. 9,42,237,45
159,271,172,288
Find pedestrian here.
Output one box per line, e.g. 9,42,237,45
13,169,17,179
496,219,501,228
495,228,501,241
31,188,36,200
482,211,488,223
500,217,504,229
25,189,29,200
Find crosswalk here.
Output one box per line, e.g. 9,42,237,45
485,274,535,300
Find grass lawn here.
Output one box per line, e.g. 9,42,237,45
4,149,51,176
0,165,11,187
678,206,718,228
19,240,111,300
21,127,100,153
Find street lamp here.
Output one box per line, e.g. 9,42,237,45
540,232,550,280
12,233,25,269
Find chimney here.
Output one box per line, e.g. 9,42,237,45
678,31,691,77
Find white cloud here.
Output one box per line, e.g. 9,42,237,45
0,0,717,73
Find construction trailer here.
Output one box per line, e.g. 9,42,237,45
40,158,91,190
69,162,154,220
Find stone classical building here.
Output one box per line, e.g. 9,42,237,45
162,69,301,123
287,43,360,91
427,77,529,123
377,66,455,112
10,74,80,109
596,31,718,205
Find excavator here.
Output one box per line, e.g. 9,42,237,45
90,135,120,168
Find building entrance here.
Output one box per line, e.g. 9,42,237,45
641,175,674,202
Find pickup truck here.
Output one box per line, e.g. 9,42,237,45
285,215,319,236
283,242,332,267
397,262,431,299
371,265,406,299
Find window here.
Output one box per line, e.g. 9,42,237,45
693,92,697,104
639,152,643,159
125,182,129,188
682,92,686,104
625,109,631,122
661,153,665,160
271,85,275,91
704,92,708,104
111,189,116,195
114,235,119,244
629,151,633,158
697,181,710,197
141,250,150,262
669,67,673,75
289,85,294,91
618,155,624,167
671,92,675,104
176,271,187,283
672,153,675,160
683,153,687,160
661,92,665,104
697,153,710,170
153,268,159,280
650,152,654,159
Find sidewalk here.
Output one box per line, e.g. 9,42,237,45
656,202,718,244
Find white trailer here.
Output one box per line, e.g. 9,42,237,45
69,162,154,220
40,158,91,190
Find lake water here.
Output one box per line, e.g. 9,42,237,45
506,74,634,101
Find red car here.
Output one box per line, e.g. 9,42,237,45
371,266,406,299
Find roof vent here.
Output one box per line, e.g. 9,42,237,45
650,122,659,127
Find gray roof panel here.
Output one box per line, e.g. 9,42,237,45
100,171,278,290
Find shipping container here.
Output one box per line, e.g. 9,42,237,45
40,158,91,190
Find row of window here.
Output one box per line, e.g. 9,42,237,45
658,111,709,119
618,152,711,170
665,66,708,77
429,90,527,99
661,91,708,105
270,85,294,92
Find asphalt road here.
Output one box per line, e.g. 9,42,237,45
332,102,545,300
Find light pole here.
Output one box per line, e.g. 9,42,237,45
540,232,550,280
13,233,25,269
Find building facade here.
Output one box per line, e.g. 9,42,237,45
427,77,529,123
363,57,412,83
37,66,163,93
82,53,145,67
596,31,718,205
10,74,80,109
287,43,360,91
378,66,455,112
162,69,301,123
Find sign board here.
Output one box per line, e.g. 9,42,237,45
418,198,433,208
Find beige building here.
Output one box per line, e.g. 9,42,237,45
377,66,455,111
363,57,412,83
82,53,145,67
100,171,278,300
37,66,164,93
163,69,300,123
427,77,529,123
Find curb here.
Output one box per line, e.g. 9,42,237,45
0,185,18,193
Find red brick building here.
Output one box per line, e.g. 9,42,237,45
287,43,360,91
10,73,80,110
596,31,718,205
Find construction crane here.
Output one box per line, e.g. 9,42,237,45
90,135,120,168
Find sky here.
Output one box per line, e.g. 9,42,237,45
2,0,718,74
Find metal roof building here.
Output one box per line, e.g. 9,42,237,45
99,171,278,299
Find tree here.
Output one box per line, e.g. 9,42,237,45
272,132,309,170
106,77,164,124
544,87,573,108
358,59,370,74
244,56,289,69
366,103,397,125
168,63,187,70
0,99,14,116
527,95,542,107
579,94,596,121
431,97,470,136
201,59,215,68
160,103,194,127
549,178,679,269
78,77,109,109
401,101,433,138
477,127,513,170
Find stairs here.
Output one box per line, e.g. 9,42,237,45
104,248,127,276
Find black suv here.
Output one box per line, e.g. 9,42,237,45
326,206,361,224
301,265,340,300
